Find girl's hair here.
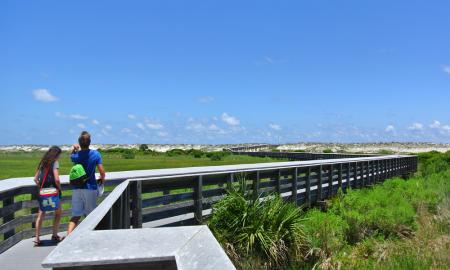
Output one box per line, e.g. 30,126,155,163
37,146,62,171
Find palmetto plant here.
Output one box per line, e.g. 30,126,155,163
209,175,308,268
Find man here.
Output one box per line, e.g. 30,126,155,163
67,131,106,235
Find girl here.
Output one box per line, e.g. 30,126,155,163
33,146,63,246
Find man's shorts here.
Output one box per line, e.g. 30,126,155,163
72,189,97,217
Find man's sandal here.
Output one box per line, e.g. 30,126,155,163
51,235,62,243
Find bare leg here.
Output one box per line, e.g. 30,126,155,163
67,216,81,235
35,210,46,243
52,207,62,237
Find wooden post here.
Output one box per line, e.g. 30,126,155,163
346,163,351,191
328,164,333,197
317,165,323,201
305,167,311,207
226,173,234,190
131,181,142,229
194,176,203,224
338,163,343,191
354,162,358,188
3,197,14,239
252,171,260,200
275,170,281,194
291,168,298,204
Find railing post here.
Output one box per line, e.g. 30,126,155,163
346,163,351,191
253,171,260,200
131,181,142,229
2,197,14,239
227,173,234,190
338,163,343,191
276,170,281,194
291,168,298,205
354,162,358,188
194,176,203,224
317,165,323,202
305,167,311,207
328,164,333,197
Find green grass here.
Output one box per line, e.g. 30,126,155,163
209,151,450,269
0,151,281,179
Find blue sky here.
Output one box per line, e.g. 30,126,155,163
1,1,450,145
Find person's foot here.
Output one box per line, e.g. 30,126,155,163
51,235,62,243
33,240,42,247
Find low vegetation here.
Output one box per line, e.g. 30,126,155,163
0,148,279,179
209,151,450,269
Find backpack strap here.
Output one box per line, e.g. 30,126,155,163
40,166,51,191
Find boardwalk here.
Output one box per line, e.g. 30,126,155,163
0,153,417,270
1,234,60,270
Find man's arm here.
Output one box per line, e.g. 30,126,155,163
97,164,106,183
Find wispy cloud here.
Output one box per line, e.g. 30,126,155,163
33,89,58,102
55,112,88,120
221,113,240,126
70,114,88,120
442,65,450,74
269,123,282,131
198,96,215,104
77,123,86,129
430,120,441,129
136,123,145,130
408,122,424,131
146,123,164,130
121,128,132,133
385,125,395,132
128,114,136,120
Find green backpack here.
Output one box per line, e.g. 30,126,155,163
69,164,89,188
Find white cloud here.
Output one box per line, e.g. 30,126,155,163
221,113,240,126
55,112,88,120
33,89,58,102
198,96,215,104
269,123,282,131
121,128,132,133
136,123,145,130
70,114,88,120
443,65,450,74
442,125,450,134
92,119,100,125
105,125,112,130
430,120,441,129
186,122,205,132
128,114,136,120
209,124,220,131
101,129,110,136
408,122,424,131
158,131,168,137
77,123,86,129
385,125,395,132
146,123,164,130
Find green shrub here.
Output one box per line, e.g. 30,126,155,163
331,184,416,242
206,151,230,161
378,149,395,155
302,209,348,258
166,149,187,156
209,184,307,267
121,149,136,159
139,144,149,151
322,149,333,153
187,149,204,158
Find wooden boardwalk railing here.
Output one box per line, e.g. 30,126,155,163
1,153,417,258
